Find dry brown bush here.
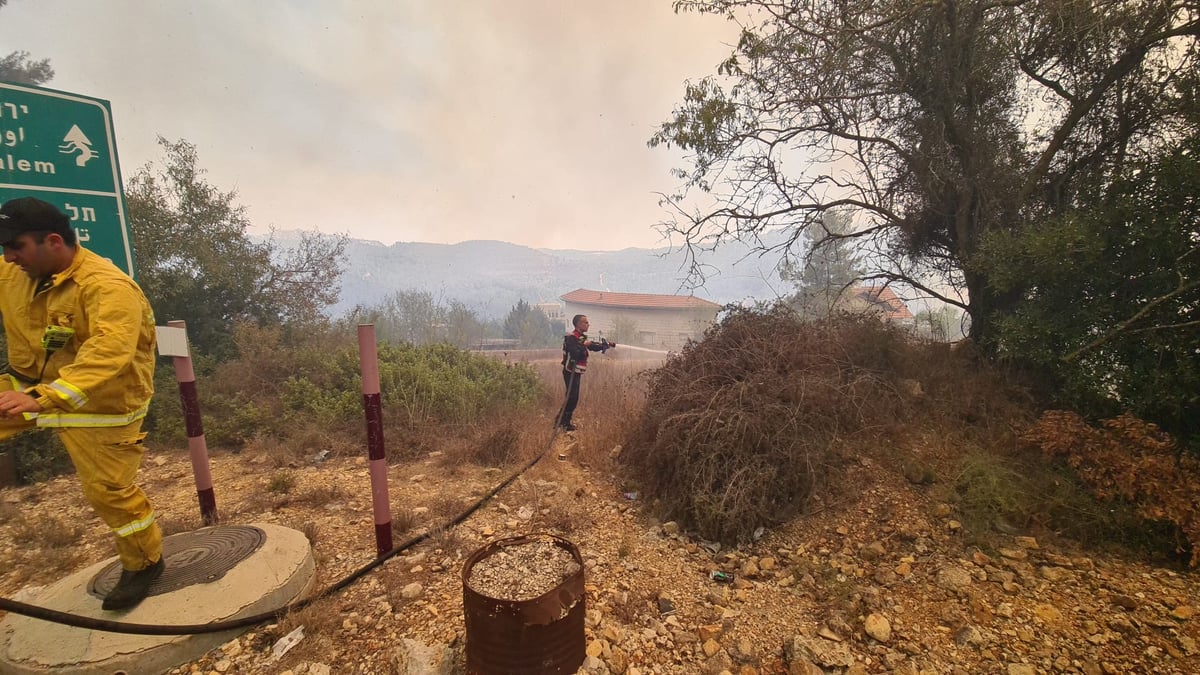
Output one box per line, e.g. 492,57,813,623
271,595,344,666
290,483,349,509
572,362,651,467
158,514,204,536
12,514,82,548
386,509,415,540
622,307,915,543
245,425,363,469
1024,410,1200,565
448,417,525,467
299,520,320,547
427,524,466,554
0,502,19,525
619,305,1037,545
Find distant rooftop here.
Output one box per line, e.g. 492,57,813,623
856,285,914,321
561,288,722,310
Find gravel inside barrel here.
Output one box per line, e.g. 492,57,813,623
466,538,581,601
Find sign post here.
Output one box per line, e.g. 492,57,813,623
0,82,135,277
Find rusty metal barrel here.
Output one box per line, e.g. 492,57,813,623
462,533,586,675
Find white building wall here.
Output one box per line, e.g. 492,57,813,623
561,303,718,350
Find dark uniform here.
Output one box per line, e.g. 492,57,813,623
558,329,612,431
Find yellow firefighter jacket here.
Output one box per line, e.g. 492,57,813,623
0,246,156,427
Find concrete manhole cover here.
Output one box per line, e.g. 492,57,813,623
88,525,266,599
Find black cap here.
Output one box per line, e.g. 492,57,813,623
0,197,73,245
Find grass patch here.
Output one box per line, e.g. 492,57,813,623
12,514,83,548
943,447,1176,559
290,484,346,508
268,472,297,495
392,508,419,537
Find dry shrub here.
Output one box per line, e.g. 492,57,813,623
269,472,297,494
572,362,651,467
468,419,523,467
943,445,1151,552
246,425,362,469
13,514,82,548
622,307,912,544
392,508,419,536
0,502,19,525
290,483,348,509
902,340,1035,443
1024,410,1200,565
158,514,203,536
427,493,466,522
299,521,320,547
271,596,344,666
427,525,466,555
539,504,584,535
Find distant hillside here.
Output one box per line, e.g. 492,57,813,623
304,235,794,319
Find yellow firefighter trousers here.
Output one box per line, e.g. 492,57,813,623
0,407,162,571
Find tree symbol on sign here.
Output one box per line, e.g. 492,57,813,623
59,125,99,167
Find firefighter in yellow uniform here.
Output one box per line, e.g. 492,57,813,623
0,197,163,610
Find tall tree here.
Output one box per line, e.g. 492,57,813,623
980,135,1200,448
348,291,487,348
125,137,346,359
503,300,558,347
652,0,1199,347
444,300,486,348
0,1,53,85
783,209,863,318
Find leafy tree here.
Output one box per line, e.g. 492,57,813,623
783,209,863,318
612,314,639,345
349,291,487,348
444,300,487,348
0,1,53,85
652,0,1199,347
981,136,1200,450
913,306,965,342
125,137,347,360
349,291,442,346
502,300,558,347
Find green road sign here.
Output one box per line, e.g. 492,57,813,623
0,82,135,277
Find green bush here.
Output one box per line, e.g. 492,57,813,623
143,322,543,451
0,429,73,484
978,136,1200,453
376,342,542,427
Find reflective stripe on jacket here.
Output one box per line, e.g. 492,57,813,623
0,247,156,428
562,330,607,373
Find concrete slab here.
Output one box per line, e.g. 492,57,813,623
0,523,315,674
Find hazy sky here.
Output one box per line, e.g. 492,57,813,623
0,0,739,250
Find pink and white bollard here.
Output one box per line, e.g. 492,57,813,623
358,324,393,557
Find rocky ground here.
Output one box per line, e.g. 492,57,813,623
0,423,1198,675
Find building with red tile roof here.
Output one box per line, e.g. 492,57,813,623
845,284,915,324
559,288,722,350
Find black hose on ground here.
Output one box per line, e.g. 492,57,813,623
0,381,577,635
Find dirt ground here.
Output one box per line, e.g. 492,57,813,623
0,356,1198,674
